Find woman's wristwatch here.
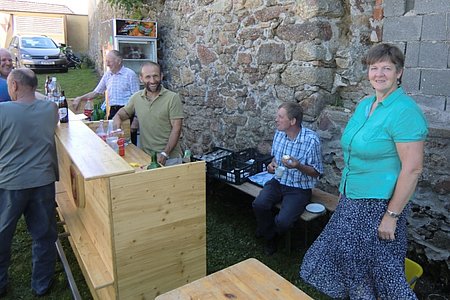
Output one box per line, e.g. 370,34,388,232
386,209,401,219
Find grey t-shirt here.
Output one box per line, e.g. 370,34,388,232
0,100,59,190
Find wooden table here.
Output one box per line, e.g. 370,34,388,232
155,258,313,300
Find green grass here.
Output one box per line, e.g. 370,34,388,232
35,68,100,99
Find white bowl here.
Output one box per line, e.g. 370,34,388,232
305,203,326,213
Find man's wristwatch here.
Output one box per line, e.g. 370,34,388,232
160,151,169,159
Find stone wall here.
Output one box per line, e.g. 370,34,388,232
89,0,449,281
381,0,450,281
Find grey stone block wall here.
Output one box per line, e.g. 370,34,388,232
383,0,406,17
414,0,450,14
384,1,450,278
383,16,422,41
419,42,449,69
383,0,450,112
422,14,447,41
405,41,420,67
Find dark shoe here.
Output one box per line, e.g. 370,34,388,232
32,278,54,297
0,285,7,298
264,235,278,256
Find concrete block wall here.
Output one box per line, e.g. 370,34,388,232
383,0,450,111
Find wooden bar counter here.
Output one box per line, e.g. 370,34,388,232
55,112,206,299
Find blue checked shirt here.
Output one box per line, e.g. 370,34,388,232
94,66,140,106
272,127,323,189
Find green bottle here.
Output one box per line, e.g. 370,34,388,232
98,107,105,120
147,152,161,169
91,104,99,121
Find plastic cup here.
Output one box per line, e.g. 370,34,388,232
275,166,285,178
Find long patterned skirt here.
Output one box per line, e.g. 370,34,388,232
300,194,417,300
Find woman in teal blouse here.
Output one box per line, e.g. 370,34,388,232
300,43,428,299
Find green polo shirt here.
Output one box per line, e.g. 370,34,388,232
339,87,428,199
124,86,184,157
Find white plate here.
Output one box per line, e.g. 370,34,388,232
305,203,325,214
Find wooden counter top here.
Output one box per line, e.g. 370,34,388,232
56,120,134,181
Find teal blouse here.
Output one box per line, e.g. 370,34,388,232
339,87,428,199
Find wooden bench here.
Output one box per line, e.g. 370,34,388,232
227,182,339,251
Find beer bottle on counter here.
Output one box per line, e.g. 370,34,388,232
182,149,192,163
91,103,99,121
147,152,161,169
59,91,69,123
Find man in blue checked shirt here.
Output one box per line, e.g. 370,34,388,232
253,102,323,255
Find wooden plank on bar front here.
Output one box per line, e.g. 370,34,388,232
56,191,114,290
109,161,207,299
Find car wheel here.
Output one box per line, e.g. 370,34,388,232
61,67,68,73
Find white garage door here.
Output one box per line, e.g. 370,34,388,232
14,15,65,44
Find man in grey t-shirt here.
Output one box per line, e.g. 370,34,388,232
0,68,59,297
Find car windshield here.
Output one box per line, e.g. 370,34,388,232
21,37,58,49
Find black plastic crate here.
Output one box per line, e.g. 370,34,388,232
208,155,257,185
192,147,234,172
233,148,273,173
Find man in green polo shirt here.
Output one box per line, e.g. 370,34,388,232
113,62,184,166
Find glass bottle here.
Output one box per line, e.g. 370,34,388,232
96,120,107,141
47,77,56,101
147,152,160,169
97,104,105,120
91,103,99,121
44,75,51,97
106,119,115,137
84,99,93,120
58,91,69,123
182,149,192,163
52,77,61,99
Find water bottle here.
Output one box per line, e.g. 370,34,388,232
106,120,115,137
96,120,107,141
47,77,56,101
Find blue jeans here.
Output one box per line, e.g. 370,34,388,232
252,179,311,240
0,183,57,294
